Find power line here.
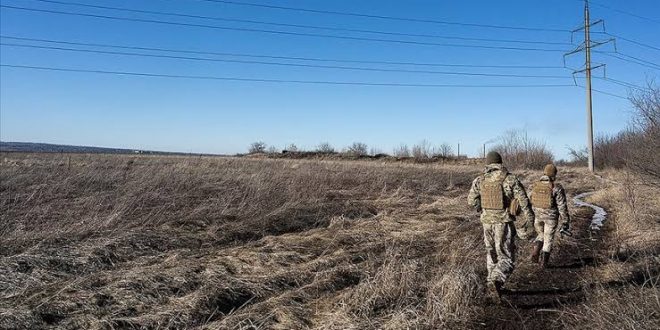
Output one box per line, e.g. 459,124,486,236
192,0,570,32
598,51,660,69
0,35,565,69
595,52,660,70
587,0,660,24
578,85,628,99
595,76,647,91
0,42,573,79
606,33,660,52
27,0,571,46
0,5,571,52
0,64,579,88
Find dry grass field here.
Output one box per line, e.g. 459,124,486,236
1,153,658,329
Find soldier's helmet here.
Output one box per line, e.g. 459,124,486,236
485,151,502,165
544,164,557,178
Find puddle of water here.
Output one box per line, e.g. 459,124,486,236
573,192,608,230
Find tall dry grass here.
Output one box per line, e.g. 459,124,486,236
1,152,483,329
559,171,660,330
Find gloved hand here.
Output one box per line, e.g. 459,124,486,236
560,222,572,237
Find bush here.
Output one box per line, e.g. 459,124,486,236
411,140,432,160
346,142,368,156
393,144,411,158
248,141,267,154
628,84,660,184
316,142,335,153
285,143,299,152
433,143,454,158
489,129,553,169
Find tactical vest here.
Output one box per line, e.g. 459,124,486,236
480,172,508,210
532,181,554,209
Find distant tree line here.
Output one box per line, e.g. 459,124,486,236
247,140,457,160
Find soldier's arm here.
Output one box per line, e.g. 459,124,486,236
467,177,482,212
511,177,534,222
556,184,571,225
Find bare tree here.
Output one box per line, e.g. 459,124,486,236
566,146,588,166
369,147,384,156
266,146,278,154
393,144,411,158
316,142,335,153
433,143,454,158
412,140,432,160
628,83,660,183
285,143,299,152
248,141,267,154
489,129,553,169
346,142,368,156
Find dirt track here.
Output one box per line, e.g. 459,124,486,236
479,172,638,329
483,205,601,329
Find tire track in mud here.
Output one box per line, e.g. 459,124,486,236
482,190,608,329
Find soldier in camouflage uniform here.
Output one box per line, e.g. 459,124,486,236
468,152,535,302
529,164,571,268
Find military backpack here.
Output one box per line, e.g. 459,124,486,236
480,171,509,210
532,180,554,209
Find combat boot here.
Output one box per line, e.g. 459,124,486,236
530,241,542,263
540,252,550,268
487,281,503,304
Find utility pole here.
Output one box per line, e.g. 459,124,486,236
584,0,595,172
564,0,614,172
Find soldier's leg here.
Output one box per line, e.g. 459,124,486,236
483,223,497,282
534,218,545,243
542,220,559,253
491,222,516,284
531,219,544,263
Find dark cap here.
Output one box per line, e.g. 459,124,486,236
486,151,502,164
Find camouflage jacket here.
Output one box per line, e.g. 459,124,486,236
529,175,571,224
468,164,534,224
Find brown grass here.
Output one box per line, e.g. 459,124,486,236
559,170,660,330
3,153,658,329
0,153,483,329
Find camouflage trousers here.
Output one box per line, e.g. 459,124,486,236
534,218,558,253
483,222,516,284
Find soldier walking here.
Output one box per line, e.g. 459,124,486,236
468,151,535,302
529,164,571,268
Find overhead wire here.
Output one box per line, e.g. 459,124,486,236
594,51,660,70
0,35,566,69
587,0,660,24
0,64,578,88
0,41,573,78
26,0,572,46
592,31,660,52
0,5,571,52
0,1,644,99
191,0,570,32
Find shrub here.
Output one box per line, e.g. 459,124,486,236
248,141,267,154
411,140,432,160
393,144,411,158
346,142,368,156
433,143,454,158
316,142,335,153
489,129,554,169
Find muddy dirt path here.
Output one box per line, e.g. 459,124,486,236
481,190,607,329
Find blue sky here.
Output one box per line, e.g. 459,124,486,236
1,0,659,158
